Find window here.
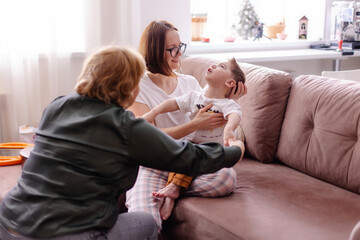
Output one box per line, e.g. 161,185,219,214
190,0,327,43
0,0,86,54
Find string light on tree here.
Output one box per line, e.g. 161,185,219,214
232,0,259,40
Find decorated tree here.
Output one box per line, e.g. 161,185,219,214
232,0,259,40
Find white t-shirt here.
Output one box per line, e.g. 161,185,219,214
175,90,242,144
136,73,202,140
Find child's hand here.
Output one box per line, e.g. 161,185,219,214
141,111,156,123
223,129,235,146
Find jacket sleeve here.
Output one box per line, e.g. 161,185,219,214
127,117,242,177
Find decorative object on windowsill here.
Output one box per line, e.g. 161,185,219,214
337,39,343,52
232,0,259,40
253,21,271,41
201,37,210,43
276,31,288,40
342,23,358,42
224,36,236,42
264,18,285,39
191,13,208,41
330,1,355,41
299,16,308,39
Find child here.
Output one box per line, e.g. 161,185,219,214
142,57,246,220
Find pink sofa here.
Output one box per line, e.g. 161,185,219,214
161,56,360,240
1,56,360,240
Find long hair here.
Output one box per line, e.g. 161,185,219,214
139,20,178,77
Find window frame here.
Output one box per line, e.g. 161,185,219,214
187,0,339,54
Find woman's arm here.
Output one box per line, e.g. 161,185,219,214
128,102,151,117
164,103,227,139
128,102,227,140
128,117,243,176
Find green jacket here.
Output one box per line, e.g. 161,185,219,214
0,93,241,238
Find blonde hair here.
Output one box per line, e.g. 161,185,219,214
75,46,145,108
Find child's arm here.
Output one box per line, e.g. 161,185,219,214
223,113,241,146
142,99,179,123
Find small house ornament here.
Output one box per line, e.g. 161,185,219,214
299,16,308,39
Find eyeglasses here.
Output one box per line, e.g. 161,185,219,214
166,43,187,57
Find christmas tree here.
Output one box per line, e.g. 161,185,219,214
233,0,259,40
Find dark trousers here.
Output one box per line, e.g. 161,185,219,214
0,212,158,240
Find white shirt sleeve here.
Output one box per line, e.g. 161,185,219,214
175,91,198,114
222,100,242,120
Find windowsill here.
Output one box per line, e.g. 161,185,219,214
186,39,327,55
187,48,360,63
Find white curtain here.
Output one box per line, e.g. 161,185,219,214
0,0,141,142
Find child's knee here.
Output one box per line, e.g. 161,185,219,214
223,168,237,192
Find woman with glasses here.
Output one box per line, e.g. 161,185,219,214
125,20,246,231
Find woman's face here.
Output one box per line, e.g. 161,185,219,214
164,30,182,71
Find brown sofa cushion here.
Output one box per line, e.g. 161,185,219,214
276,75,360,194
181,57,292,162
163,158,360,240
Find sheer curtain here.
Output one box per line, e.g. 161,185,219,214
0,0,141,142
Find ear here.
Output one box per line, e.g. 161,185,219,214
225,79,236,88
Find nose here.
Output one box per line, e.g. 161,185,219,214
211,65,217,69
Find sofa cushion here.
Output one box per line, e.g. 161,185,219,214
276,75,360,194
163,158,360,240
181,57,292,162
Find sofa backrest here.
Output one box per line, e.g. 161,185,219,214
276,75,360,194
181,56,292,163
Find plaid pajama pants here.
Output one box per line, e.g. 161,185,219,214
125,166,237,229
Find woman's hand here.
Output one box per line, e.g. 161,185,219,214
228,82,247,100
191,104,227,131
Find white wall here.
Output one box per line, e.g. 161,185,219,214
138,0,191,44
82,0,191,50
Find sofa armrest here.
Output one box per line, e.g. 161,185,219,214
349,221,360,240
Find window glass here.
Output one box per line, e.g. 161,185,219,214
190,0,326,43
0,0,86,54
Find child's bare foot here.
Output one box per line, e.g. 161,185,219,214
160,197,175,221
152,183,181,199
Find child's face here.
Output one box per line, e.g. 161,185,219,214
205,61,233,87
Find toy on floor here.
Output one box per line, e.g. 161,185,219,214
0,142,34,166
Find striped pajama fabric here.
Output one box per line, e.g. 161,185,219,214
125,166,237,230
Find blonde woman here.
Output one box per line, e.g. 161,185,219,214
0,46,244,240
